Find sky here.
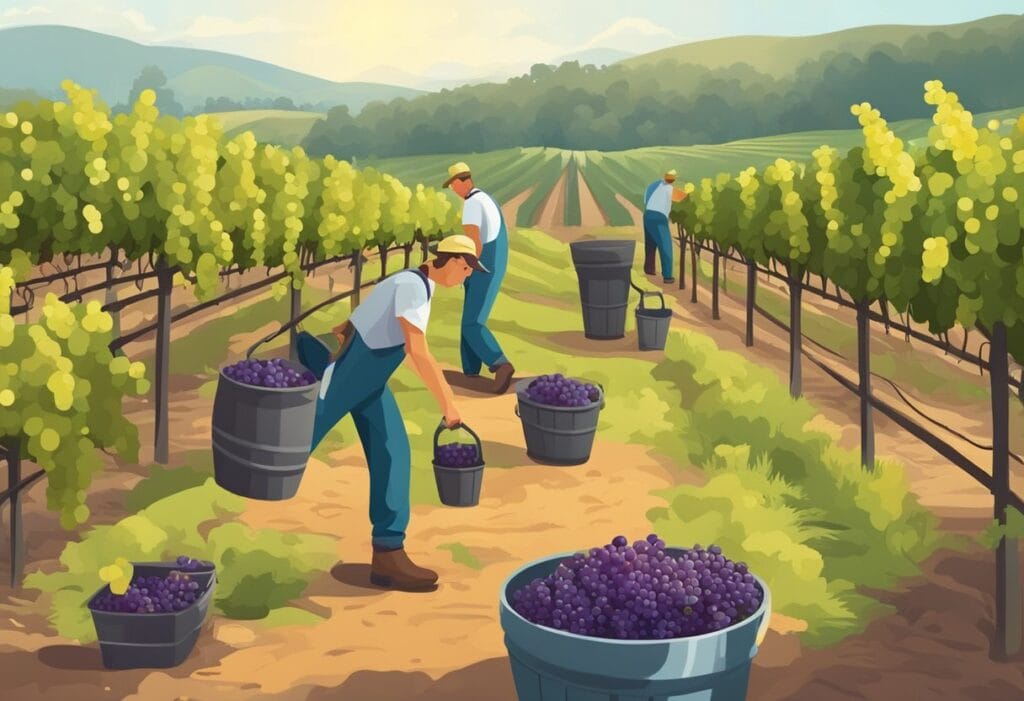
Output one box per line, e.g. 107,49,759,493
0,0,1022,85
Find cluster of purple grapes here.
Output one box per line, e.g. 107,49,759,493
435,443,481,468
175,555,214,572
90,571,207,614
511,535,763,640
525,374,600,408
223,358,316,388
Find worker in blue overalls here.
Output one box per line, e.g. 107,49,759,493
443,162,515,394
299,235,484,591
643,169,688,284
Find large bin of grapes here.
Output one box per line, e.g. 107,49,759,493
515,376,604,465
212,357,319,500
433,421,485,507
499,537,771,701
570,240,636,340
87,559,216,670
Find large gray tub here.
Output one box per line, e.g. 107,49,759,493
570,240,636,340
499,549,771,701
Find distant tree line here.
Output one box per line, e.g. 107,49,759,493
302,22,1024,158
201,96,319,113
108,65,318,116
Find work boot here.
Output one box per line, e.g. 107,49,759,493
370,547,438,591
491,362,515,394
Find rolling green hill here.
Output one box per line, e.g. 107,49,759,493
0,25,421,112
207,110,326,146
622,14,1023,76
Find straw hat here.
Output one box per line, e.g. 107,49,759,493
429,234,490,272
443,162,472,188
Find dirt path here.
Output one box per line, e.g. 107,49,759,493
0,367,725,700
536,166,568,230
576,170,608,228
617,194,643,228
500,187,535,230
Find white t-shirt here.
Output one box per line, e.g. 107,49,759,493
348,271,435,350
462,190,502,244
645,182,674,217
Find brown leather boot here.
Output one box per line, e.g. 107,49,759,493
370,548,438,591
491,362,515,394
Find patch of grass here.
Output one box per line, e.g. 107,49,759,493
439,543,484,570
26,480,336,640
252,606,329,629
123,463,212,512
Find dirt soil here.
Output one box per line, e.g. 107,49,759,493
2,223,1024,701
576,170,608,228
536,167,568,230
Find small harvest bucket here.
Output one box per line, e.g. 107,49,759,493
636,290,671,351
432,421,485,507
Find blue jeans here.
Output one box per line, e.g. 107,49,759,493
643,210,673,281
310,333,409,549
461,223,509,375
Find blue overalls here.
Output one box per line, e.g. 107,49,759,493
305,269,431,550
460,189,509,375
643,180,674,281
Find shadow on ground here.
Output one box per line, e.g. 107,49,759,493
307,657,516,701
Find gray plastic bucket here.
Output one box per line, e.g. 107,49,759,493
515,379,604,465
499,549,771,701
636,291,672,351
87,562,217,670
212,366,317,500
432,421,485,507
570,240,636,340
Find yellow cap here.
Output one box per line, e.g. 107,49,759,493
443,161,471,188
431,234,490,272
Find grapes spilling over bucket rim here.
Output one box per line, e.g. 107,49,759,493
506,535,766,641
518,374,604,409
221,357,317,390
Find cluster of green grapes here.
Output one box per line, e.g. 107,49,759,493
1,268,146,528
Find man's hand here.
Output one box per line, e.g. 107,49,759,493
443,402,462,429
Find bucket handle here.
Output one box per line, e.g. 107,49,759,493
638,291,666,311
630,277,666,311
434,419,483,461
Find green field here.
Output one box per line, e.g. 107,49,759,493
206,109,325,145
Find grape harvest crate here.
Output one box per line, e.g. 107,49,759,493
86,562,216,670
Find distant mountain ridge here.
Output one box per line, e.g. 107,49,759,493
622,13,1024,76
0,25,422,113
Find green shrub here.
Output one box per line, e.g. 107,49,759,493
26,479,336,641
645,330,941,643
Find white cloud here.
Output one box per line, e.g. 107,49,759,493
119,10,155,34
184,15,308,39
0,5,54,21
580,16,680,51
